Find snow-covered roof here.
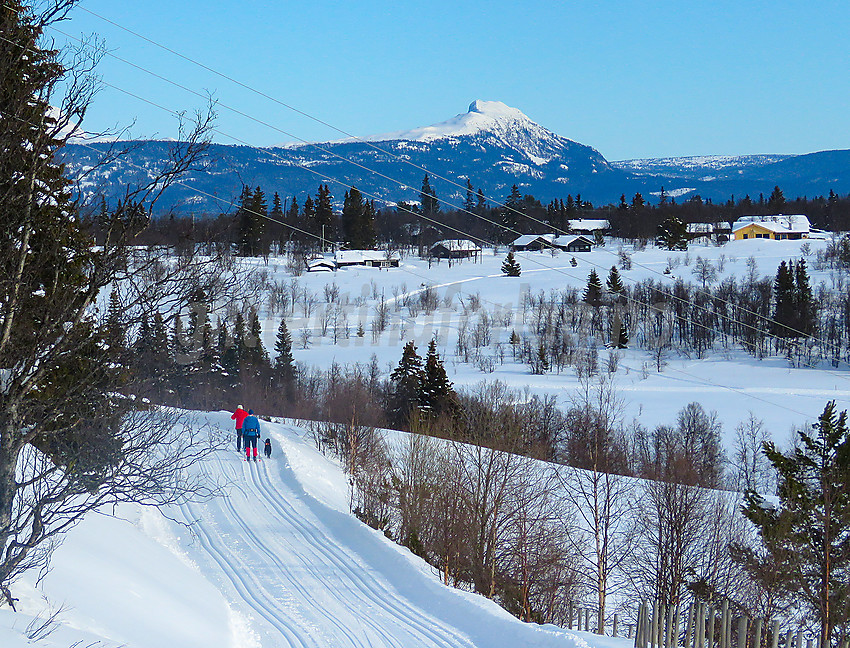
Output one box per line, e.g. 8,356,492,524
552,234,593,246
567,219,609,231
306,258,335,272
732,214,810,233
431,239,482,251
511,234,555,246
334,249,400,264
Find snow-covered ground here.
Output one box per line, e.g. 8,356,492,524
2,412,636,648
245,236,846,449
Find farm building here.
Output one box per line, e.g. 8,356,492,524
686,222,732,245
510,234,558,252
732,215,810,241
429,239,482,260
333,250,400,268
510,234,593,253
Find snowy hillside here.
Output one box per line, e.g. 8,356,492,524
1,413,629,648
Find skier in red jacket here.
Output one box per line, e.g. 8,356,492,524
231,405,248,451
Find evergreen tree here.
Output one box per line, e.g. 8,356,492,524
362,200,377,249
464,179,476,213
768,185,786,212
249,185,268,256
772,260,798,338
657,216,688,250
794,258,816,337
388,341,423,428
606,266,625,298
270,192,284,253
500,184,523,241
236,185,254,256
420,339,460,420
611,310,629,348
584,269,604,307
103,288,126,361
315,184,335,246
342,187,365,248
273,318,297,397
420,174,439,217
741,402,850,647
243,309,269,373
501,251,522,276
475,187,486,214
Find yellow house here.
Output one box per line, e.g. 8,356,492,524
732,215,810,241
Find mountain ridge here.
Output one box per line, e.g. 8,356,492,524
60,101,850,212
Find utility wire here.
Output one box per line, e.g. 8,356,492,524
0,101,830,422
0,32,841,418
13,21,850,385
68,3,842,350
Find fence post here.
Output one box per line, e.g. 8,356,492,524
696,603,705,648
738,616,748,648
614,614,619,637
708,607,717,648
652,602,660,648
685,604,695,648
753,618,763,648
770,621,780,648
586,607,591,632
568,604,573,630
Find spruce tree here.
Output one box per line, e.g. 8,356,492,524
657,216,688,250
273,318,297,400
794,258,815,337
388,341,423,428
420,175,439,217
772,260,796,338
501,251,522,277
741,402,850,646
464,179,476,213
420,339,461,421
315,184,335,246
342,187,365,248
584,269,604,307
606,266,625,299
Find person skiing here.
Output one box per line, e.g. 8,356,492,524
231,404,248,451
242,409,261,462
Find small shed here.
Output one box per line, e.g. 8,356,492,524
306,258,336,272
334,250,400,268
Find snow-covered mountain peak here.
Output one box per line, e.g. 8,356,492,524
350,100,581,167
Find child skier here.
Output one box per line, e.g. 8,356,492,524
242,410,261,462
231,405,248,451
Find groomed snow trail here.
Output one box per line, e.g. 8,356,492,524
174,416,587,648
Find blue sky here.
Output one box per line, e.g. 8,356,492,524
58,0,850,161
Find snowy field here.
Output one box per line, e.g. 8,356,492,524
243,236,847,449
1,413,637,648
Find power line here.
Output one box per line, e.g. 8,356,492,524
19,23,850,380
0,32,842,420
68,3,841,351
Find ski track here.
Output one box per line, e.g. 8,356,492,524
177,446,478,648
